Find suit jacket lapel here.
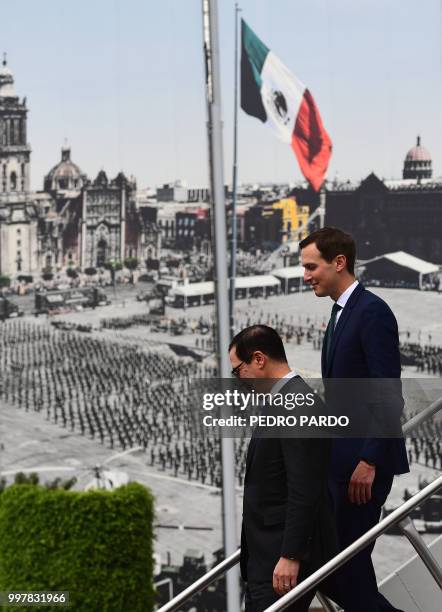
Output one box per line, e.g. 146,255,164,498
325,284,364,376
245,435,258,481
321,323,330,376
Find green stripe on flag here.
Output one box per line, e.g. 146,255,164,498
242,19,269,87
241,19,269,122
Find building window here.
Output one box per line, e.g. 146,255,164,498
16,228,21,235
17,240,21,247
10,171,17,190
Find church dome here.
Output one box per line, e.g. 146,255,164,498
403,136,432,181
0,62,13,78
405,137,431,162
0,54,15,97
44,146,86,192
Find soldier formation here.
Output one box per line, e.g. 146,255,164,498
408,417,442,471
0,320,248,486
400,342,442,376
0,318,440,489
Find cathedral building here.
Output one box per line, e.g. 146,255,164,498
291,137,442,265
0,57,160,278
325,137,442,263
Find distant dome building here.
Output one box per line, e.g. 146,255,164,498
0,54,15,98
403,136,432,181
44,145,86,192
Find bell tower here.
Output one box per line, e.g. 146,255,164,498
0,54,31,193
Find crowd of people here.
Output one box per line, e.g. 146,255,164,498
101,313,153,330
407,416,442,470
98,308,442,376
192,308,327,352
1,318,440,489
400,342,442,376
0,320,247,486
192,308,442,371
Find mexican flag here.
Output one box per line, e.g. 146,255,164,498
241,19,332,191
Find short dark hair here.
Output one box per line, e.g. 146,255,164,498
299,226,356,274
228,325,287,363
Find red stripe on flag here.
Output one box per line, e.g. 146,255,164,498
291,89,332,191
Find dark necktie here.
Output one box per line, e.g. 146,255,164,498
325,302,343,366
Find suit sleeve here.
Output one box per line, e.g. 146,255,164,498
279,436,330,560
358,301,404,467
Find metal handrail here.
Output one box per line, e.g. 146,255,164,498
157,398,442,612
402,395,442,435
398,516,442,588
264,476,442,611
157,549,240,612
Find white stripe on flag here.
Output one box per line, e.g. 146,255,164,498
260,51,306,144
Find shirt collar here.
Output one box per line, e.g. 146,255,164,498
270,370,298,395
336,280,359,309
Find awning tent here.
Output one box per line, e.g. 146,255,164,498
169,275,280,307
272,266,304,294
360,251,439,289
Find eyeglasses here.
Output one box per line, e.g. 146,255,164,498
231,361,245,377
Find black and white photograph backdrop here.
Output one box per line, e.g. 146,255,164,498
0,1,441,611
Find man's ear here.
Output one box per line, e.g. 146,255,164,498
335,254,347,273
253,351,266,369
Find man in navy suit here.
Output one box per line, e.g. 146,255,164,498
300,227,409,612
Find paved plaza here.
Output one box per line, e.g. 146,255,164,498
0,400,439,584
46,285,442,377
1,284,441,591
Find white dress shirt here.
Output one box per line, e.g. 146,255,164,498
334,280,359,328
270,369,298,395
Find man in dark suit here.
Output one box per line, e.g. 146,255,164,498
300,227,409,612
229,325,337,612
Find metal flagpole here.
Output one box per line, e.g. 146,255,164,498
202,1,240,611
229,2,241,340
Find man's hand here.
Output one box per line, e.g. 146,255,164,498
273,557,300,596
348,460,376,504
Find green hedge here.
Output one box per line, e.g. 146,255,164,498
0,482,155,612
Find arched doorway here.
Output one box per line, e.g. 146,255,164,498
96,239,108,267
45,254,53,271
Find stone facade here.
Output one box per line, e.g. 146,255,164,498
325,168,442,263
0,59,160,278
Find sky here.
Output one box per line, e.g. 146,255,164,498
2,0,442,191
